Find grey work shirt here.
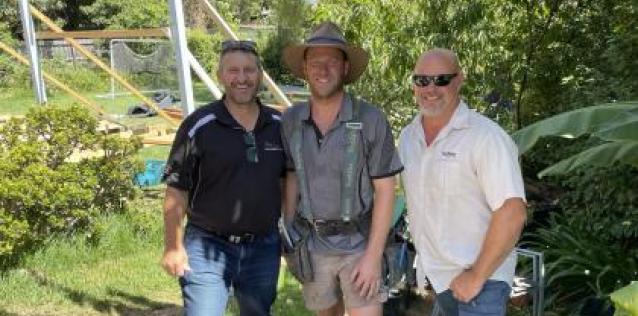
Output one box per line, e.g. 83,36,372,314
281,94,403,254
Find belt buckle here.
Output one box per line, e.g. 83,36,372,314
228,233,255,244
312,220,326,233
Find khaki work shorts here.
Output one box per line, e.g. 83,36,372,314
302,251,388,311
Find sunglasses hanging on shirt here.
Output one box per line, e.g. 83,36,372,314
244,131,259,163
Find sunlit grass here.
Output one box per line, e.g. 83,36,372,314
0,190,312,316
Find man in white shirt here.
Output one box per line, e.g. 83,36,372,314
398,48,527,315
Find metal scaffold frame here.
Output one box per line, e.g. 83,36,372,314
2,0,292,144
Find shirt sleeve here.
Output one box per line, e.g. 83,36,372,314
162,118,196,191
280,107,297,172
475,126,526,211
366,109,404,179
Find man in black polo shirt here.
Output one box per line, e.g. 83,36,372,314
161,40,285,316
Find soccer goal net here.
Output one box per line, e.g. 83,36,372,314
109,39,178,98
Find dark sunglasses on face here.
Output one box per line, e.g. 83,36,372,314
412,73,458,87
221,40,258,54
244,131,259,163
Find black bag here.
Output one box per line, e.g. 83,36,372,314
279,217,314,283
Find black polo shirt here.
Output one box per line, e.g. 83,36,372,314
163,98,286,235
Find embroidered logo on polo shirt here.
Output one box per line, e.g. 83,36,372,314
440,151,458,159
264,141,283,151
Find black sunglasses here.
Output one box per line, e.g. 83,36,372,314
412,73,458,87
221,40,258,55
244,131,259,163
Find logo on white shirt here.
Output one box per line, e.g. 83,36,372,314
440,151,458,159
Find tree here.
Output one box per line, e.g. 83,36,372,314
311,0,637,133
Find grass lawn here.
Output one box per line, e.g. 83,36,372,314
0,189,311,316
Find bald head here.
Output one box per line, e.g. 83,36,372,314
415,48,461,74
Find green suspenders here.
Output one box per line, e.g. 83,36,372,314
291,95,362,223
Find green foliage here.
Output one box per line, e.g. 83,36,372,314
261,0,311,85
610,282,638,316
81,0,169,29
311,0,637,134
557,164,637,241
0,105,143,268
525,212,637,315
0,22,30,90
187,28,224,75
513,101,638,177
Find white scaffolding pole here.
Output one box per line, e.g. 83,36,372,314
188,51,223,99
168,0,195,115
164,28,223,100
18,0,47,104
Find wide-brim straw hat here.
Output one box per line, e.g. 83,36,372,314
282,22,369,84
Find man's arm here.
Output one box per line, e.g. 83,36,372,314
283,171,298,223
160,186,190,277
350,175,396,299
449,197,527,302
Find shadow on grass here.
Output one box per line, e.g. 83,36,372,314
26,269,181,315
0,308,21,316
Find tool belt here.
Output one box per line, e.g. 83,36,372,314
279,216,314,283
310,219,359,236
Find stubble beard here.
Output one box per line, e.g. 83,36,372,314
227,84,259,107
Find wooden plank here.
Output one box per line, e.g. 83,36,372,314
36,28,169,40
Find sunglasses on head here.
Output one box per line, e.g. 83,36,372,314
221,40,257,54
412,73,458,87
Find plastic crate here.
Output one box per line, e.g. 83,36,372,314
134,159,166,187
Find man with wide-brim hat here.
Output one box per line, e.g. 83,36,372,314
280,21,403,316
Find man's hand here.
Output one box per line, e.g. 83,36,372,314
449,268,486,303
161,247,191,277
350,253,382,300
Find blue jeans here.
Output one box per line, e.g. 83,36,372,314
179,224,281,316
431,280,510,316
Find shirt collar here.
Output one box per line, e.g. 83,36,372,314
448,100,472,130
212,95,274,130
301,93,355,122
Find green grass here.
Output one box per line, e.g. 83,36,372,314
0,190,311,316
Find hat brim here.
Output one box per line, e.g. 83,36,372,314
282,43,369,84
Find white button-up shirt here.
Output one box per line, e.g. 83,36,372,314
398,101,526,293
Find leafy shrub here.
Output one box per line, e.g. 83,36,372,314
525,212,637,315
0,22,30,90
187,28,224,75
0,105,143,268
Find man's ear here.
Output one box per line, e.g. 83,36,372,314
343,60,350,77
302,62,308,80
